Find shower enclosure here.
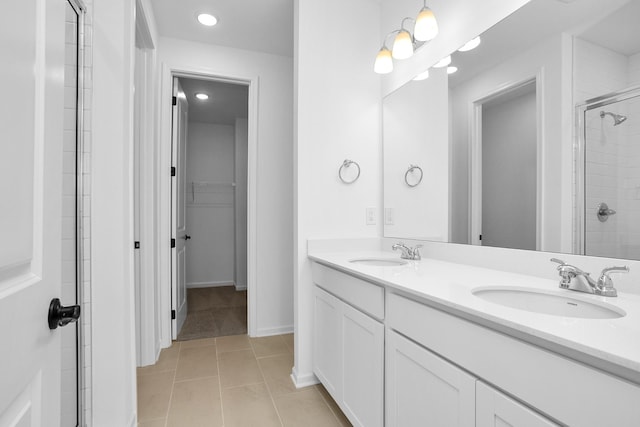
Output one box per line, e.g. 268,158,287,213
576,86,640,260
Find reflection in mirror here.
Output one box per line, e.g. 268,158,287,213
383,0,640,260
383,68,449,241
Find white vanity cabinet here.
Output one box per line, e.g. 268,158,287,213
386,330,476,427
476,381,559,427
310,260,640,426
387,292,640,427
312,263,385,427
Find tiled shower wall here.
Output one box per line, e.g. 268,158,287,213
61,0,93,425
575,38,640,259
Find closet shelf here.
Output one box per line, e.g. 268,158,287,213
190,181,236,187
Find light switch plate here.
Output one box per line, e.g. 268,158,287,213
384,208,394,225
366,207,376,225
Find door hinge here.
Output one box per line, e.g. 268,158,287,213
479,234,482,241
171,166,176,177
134,241,140,249
172,96,177,106
171,310,176,320
171,238,176,248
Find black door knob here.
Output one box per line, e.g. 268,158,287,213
184,235,191,240
48,298,81,330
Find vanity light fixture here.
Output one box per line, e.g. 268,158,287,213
447,66,458,74
197,13,218,27
413,70,430,81
195,93,209,100
374,2,439,74
458,36,481,52
414,3,439,42
374,46,394,74
392,24,414,59
433,55,451,68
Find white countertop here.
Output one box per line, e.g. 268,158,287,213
308,250,640,383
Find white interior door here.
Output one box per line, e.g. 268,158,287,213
0,0,68,425
171,78,189,339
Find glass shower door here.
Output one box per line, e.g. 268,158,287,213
583,91,640,259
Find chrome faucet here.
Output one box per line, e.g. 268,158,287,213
392,242,422,260
550,258,628,297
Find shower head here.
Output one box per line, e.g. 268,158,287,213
600,110,627,126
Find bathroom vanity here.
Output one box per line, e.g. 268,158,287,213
309,249,640,427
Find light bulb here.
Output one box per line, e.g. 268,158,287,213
458,36,481,52
413,70,430,81
197,13,218,26
414,6,438,42
195,93,209,100
433,55,451,68
447,66,458,74
374,47,394,74
392,30,414,60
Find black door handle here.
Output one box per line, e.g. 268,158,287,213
48,298,81,330
183,235,191,240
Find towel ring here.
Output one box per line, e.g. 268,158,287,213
339,159,361,184
405,164,423,188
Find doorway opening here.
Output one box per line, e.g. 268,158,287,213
171,76,250,342
470,78,541,250
61,0,87,425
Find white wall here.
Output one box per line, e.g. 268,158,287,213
235,118,249,291
92,0,138,425
380,0,531,96
449,33,573,252
186,122,236,287
293,0,383,386
383,68,449,240
158,38,294,336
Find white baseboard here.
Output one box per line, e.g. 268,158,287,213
255,325,294,337
290,367,319,389
235,283,247,291
186,281,235,289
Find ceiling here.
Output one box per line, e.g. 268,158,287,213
149,0,294,57
447,0,635,88
178,78,248,125
578,0,640,56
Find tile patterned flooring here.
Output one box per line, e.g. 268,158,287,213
137,334,351,427
178,287,248,341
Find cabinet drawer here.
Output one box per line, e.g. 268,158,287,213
311,262,384,319
387,292,640,427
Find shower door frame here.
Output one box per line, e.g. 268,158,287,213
574,84,640,256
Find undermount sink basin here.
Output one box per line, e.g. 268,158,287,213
472,286,626,319
349,258,408,267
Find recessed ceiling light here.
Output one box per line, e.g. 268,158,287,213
433,55,451,68
197,13,218,27
458,36,481,52
447,66,458,74
413,70,430,81
195,93,209,100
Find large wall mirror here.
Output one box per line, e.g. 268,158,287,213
383,0,640,260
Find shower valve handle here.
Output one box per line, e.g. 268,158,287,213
597,203,616,222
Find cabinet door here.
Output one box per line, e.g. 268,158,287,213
313,286,342,399
476,381,560,427
386,330,476,427
342,302,384,427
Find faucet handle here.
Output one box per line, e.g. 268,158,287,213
598,266,629,296
550,258,567,267
412,245,422,260
601,266,629,276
